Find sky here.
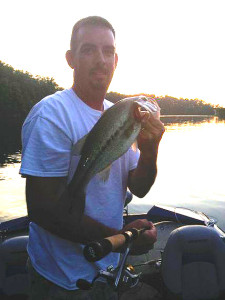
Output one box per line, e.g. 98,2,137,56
1,0,225,107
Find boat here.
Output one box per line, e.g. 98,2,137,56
1,198,225,299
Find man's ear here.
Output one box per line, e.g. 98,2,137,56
115,53,118,68
66,50,75,69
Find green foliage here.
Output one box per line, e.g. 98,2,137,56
0,61,62,130
0,61,217,140
106,92,215,115
0,61,63,161
215,107,225,119
157,96,215,115
0,61,220,164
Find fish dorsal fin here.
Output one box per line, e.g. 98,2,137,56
97,165,111,182
71,134,88,156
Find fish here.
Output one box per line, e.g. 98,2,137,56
67,96,159,215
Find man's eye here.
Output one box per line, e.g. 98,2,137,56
104,49,115,56
82,47,94,54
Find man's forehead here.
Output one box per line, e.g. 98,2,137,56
76,25,115,46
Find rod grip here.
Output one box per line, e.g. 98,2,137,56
83,233,126,262
83,227,149,262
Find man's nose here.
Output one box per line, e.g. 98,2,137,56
95,49,106,64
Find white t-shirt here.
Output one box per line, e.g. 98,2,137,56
20,88,139,289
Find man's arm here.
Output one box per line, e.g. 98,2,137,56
26,175,157,253
128,111,165,198
125,112,164,253
26,176,118,244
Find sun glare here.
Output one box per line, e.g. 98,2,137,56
1,0,225,107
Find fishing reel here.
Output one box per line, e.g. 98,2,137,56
98,263,140,290
77,263,140,291
77,257,141,291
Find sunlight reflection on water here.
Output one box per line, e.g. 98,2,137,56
130,117,225,230
0,159,26,220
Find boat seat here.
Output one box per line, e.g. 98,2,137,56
0,235,29,296
161,225,225,300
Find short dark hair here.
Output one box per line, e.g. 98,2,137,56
70,16,115,50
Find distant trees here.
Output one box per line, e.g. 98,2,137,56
0,61,62,131
157,96,216,115
215,107,225,118
1,61,224,165
0,60,220,148
106,92,216,115
0,61,62,159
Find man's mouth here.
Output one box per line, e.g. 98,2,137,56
91,69,108,76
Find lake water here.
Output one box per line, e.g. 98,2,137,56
1,116,225,230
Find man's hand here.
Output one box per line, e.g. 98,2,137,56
128,107,165,198
134,107,165,160
120,219,157,255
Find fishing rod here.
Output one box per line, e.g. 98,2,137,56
83,222,167,262
83,227,150,262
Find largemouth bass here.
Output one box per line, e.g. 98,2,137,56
67,96,159,214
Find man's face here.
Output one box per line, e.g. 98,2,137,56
69,25,118,93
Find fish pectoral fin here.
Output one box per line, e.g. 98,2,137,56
97,165,111,182
71,134,88,156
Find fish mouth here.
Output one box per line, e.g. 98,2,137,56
134,96,159,113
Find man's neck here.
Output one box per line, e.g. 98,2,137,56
72,85,106,111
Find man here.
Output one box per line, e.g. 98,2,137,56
20,16,165,299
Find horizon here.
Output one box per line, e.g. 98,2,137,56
1,0,225,107
2,59,219,108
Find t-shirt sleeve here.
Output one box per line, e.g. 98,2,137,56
20,115,72,177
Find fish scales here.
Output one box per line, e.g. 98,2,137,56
69,99,140,194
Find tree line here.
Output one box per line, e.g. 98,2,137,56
1,60,225,164
0,60,224,138
106,92,218,115
0,61,63,161
0,61,62,131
